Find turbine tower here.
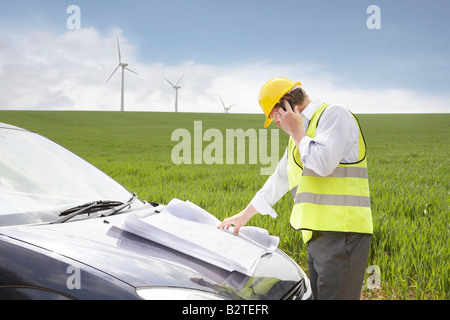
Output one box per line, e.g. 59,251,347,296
164,74,184,112
219,96,236,114
105,36,138,111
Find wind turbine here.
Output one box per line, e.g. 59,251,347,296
164,74,184,112
219,96,236,114
105,36,138,112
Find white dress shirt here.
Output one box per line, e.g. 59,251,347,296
251,99,361,218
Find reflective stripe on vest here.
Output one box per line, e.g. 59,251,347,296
287,103,373,244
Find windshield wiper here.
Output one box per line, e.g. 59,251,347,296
50,194,137,224
101,193,137,217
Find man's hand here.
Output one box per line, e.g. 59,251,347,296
274,100,307,146
217,204,258,235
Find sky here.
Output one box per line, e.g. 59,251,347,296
0,0,449,114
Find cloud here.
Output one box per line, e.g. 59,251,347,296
0,27,448,114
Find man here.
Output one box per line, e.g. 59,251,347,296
217,77,373,300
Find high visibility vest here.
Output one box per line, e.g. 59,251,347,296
287,103,373,244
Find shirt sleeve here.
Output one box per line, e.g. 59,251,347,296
250,149,290,218
299,105,360,176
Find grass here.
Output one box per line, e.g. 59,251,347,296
1,110,449,300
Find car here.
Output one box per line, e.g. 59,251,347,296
0,122,312,300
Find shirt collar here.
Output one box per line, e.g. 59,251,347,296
301,99,323,121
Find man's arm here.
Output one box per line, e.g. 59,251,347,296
217,149,290,234
299,106,360,176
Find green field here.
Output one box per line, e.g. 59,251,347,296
1,110,449,300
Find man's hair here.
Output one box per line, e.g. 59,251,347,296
288,88,307,106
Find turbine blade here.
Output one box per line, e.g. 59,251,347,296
105,66,120,84
218,96,225,107
117,36,122,64
164,77,175,87
125,67,138,75
176,73,184,85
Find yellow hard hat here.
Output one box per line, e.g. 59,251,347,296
258,77,301,128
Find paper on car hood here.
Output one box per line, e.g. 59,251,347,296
112,198,280,276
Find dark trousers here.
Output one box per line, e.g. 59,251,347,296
307,232,372,300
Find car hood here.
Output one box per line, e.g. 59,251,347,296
0,207,304,300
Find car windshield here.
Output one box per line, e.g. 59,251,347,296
0,126,140,226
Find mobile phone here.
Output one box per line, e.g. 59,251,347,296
279,98,294,111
